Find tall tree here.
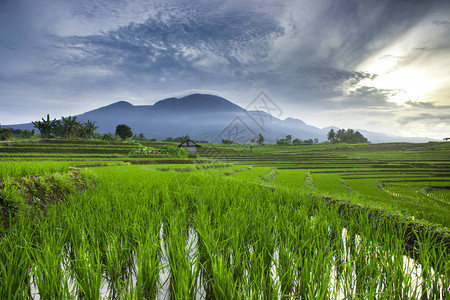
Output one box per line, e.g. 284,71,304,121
80,120,98,139
292,138,302,145
52,120,64,137
61,116,80,138
256,133,264,145
353,131,368,143
276,138,287,145
327,129,336,142
331,128,368,143
133,133,146,141
115,124,133,140
32,114,57,138
285,135,292,144
336,129,346,142
20,129,35,139
174,135,190,143
0,127,12,141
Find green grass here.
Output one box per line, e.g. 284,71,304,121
272,169,309,190
0,161,72,178
311,173,350,194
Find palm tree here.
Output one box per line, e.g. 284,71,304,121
327,129,336,143
80,120,98,139
32,114,57,138
336,129,346,143
52,120,64,137
285,135,292,144
257,133,264,145
61,116,80,138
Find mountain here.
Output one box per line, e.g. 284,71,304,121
4,93,436,143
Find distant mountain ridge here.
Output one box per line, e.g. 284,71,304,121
5,93,435,143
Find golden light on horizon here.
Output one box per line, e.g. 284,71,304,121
359,67,434,106
355,19,445,108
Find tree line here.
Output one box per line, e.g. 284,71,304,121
243,129,368,146
1,124,36,141
276,135,319,145
1,115,136,141
1,115,207,143
327,128,368,143
31,115,98,139
163,135,207,144
1,116,200,143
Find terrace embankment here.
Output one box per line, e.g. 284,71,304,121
0,169,96,231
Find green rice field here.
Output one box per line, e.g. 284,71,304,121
0,139,449,299
198,142,450,228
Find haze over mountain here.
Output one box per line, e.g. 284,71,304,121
6,94,435,143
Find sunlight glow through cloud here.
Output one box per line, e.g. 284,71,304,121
360,68,433,106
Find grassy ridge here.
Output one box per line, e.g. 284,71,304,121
0,169,96,231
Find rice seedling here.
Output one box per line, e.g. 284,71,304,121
133,224,161,299
162,205,200,299
0,221,33,299
31,212,71,299
71,240,103,299
103,231,134,298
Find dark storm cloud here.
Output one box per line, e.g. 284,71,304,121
278,0,437,69
248,67,379,109
341,86,398,109
291,67,375,91
55,8,284,87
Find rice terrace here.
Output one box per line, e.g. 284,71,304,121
2,0,450,299
0,137,449,299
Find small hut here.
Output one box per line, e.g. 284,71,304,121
178,139,201,156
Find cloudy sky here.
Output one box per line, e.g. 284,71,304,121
1,0,449,139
